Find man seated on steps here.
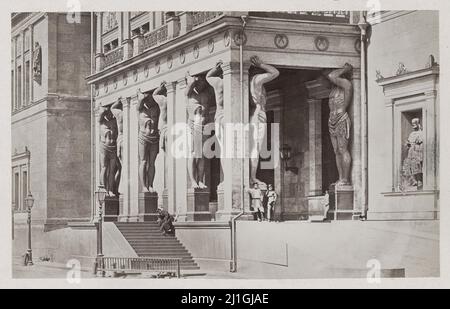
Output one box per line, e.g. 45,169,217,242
156,206,175,236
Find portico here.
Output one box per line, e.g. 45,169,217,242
87,11,365,223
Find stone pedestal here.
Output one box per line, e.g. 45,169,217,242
162,189,169,211
307,195,327,222
104,196,119,222
186,188,211,221
138,192,158,221
327,184,354,220
118,195,128,222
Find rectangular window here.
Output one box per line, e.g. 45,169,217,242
22,170,28,210
11,70,14,111
12,149,30,212
24,61,30,106
14,172,19,211
16,65,22,108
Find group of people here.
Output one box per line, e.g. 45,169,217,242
247,183,278,222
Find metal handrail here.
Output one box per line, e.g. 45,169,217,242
95,256,182,278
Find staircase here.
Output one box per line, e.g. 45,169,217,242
114,222,200,270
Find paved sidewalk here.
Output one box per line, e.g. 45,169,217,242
12,257,95,279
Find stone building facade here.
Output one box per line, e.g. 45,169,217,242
11,12,92,234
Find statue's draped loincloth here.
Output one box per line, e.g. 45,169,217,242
160,124,168,152
328,112,350,140
139,130,160,146
100,143,117,160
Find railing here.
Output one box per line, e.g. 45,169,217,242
249,11,351,23
191,11,224,28
95,256,182,277
102,46,124,70
142,24,169,51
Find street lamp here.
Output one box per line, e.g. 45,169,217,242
94,185,107,276
24,192,34,266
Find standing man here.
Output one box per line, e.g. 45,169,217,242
137,89,161,193
325,63,353,186
206,61,225,188
249,56,279,186
185,71,210,189
265,184,278,222
247,183,264,222
99,106,120,196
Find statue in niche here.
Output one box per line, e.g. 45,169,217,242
152,81,168,152
137,89,161,193
324,63,353,186
33,42,42,84
206,61,225,188
249,56,279,186
99,106,120,196
185,71,210,189
401,118,424,190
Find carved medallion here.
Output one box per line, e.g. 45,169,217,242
167,55,173,69
122,73,128,86
224,31,231,47
274,34,289,49
133,69,138,82
193,44,200,59
144,64,149,77
354,39,361,53
315,36,329,51
396,62,408,76
179,49,186,64
233,31,247,46
155,60,161,73
208,38,215,53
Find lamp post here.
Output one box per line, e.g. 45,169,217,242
94,185,107,276
24,192,34,266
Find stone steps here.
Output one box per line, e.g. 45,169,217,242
114,222,200,271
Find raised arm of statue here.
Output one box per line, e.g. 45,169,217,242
98,106,109,124
111,97,122,110
153,81,167,105
251,56,280,86
327,63,353,102
136,89,148,113
206,61,223,90
185,71,196,97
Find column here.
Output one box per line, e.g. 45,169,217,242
28,24,34,104
12,36,16,111
306,98,325,219
21,30,25,108
174,78,188,221
423,90,438,191
122,12,133,59
164,82,177,214
118,97,131,221
308,99,322,196
128,95,140,221
95,12,104,72
351,69,362,212
178,12,193,35
215,62,249,221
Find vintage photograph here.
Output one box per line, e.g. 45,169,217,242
11,10,439,280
